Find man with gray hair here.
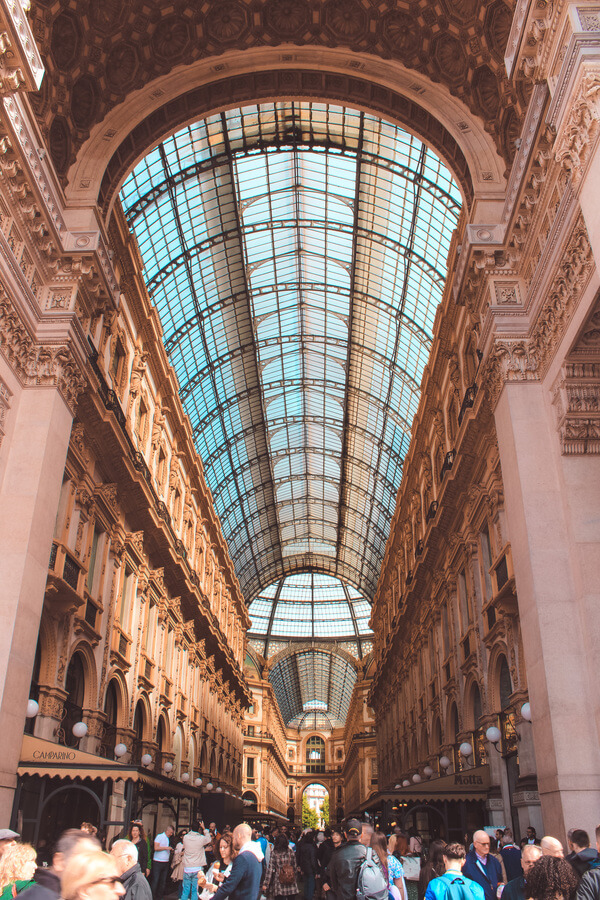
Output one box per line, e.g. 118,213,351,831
502,844,543,900
111,840,152,900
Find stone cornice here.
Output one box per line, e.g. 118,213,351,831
481,213,595,408
0,92,119,304
0,0,44,94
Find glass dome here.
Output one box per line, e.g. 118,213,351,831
248,572,372,651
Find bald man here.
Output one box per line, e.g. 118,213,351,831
502,844,543,900
541,837,564,858
212,824,262,900
462,831,504,900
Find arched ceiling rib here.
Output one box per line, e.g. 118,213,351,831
120,101,461,601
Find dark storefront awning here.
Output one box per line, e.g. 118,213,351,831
358,765,491,812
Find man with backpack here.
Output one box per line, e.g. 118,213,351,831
425,843,485,900
328,820,366,900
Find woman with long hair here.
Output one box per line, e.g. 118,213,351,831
371,833,406,900
0,844,37,900
525,856,579,900
262,831,298,900
199,833,237,899
417,840,447,900
129,822,148,877
61,850,126,900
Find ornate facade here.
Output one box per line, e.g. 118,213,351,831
0,0,598,843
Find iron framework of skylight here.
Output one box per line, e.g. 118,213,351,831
120,102,461,602
269,648,357,728
248,572,371,658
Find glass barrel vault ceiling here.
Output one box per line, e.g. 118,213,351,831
269,648,357,728
120,102,461,604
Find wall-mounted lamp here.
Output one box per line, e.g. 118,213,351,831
521,702,532,722
459,742,473,760
439,755,451,773
141,753,153,767
26,700,39,719
114,743,127,759
72,721,88,740
423,766,434,778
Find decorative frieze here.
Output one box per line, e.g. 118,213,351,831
553,362,600,453
554,67,600,182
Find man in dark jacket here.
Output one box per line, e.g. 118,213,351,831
502,844,543,900
213,824,262,900
111,840,153,900
19,829,100,900
328,819,366,900
567,831,599,877
577,827,600,900
462,831,504,900
297,832,318,900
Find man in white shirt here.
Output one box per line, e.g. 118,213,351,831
151,825,174,900
182,821,213,900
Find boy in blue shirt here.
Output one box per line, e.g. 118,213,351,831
425,843,486,900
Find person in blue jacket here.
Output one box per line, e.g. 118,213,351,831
425,843,485,900
212,825,262,900
462,832,504,900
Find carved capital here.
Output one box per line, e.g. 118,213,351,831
0,287,87,412
484,338,541,408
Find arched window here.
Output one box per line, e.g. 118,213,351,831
472,684,482,728
62,653,85,748
499,657,513,709
306,735,325,773
132,700,146,764
25,642,41,736
100,680,119,759
173,726,183,778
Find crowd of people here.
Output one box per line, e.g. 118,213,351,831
0,821,598,900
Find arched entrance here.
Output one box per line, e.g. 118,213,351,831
302,783,329,829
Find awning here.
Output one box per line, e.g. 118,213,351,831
359,765,491,811
17,735,200,798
